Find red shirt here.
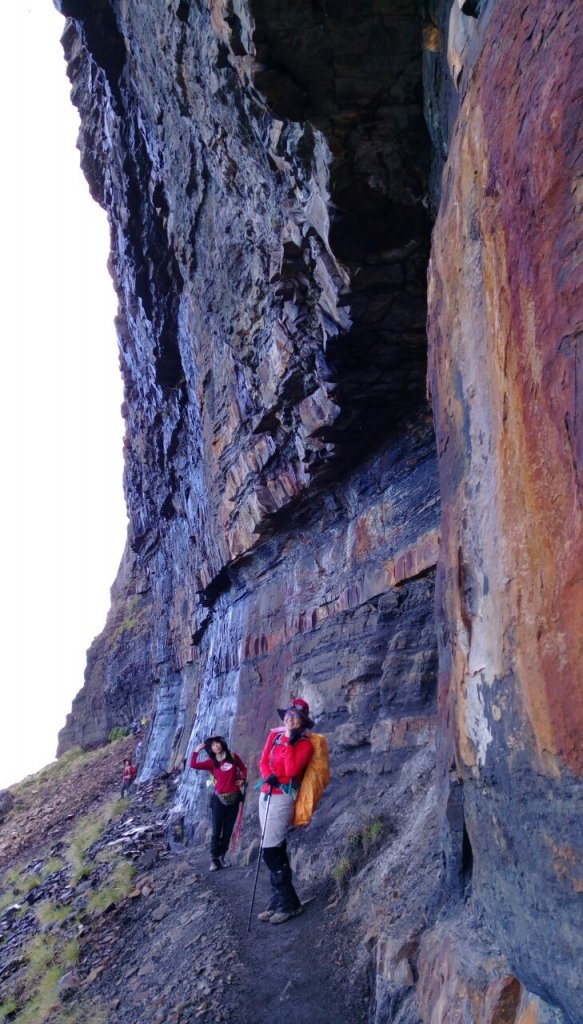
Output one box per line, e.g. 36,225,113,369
190,751,247,794
259,728,313,794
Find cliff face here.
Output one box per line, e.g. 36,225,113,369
427,1,583,1019
55,1,582,1022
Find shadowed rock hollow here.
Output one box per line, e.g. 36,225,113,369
54,1,582,1022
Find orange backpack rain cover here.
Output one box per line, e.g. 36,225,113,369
292,733,330,827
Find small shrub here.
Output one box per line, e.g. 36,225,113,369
109,726,131,742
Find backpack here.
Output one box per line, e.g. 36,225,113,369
292,733,330,827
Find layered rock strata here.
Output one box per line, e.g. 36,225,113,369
54,0,582,1022
56,0,435,778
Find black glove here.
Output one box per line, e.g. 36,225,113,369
265,774,279,786
287,729,302,746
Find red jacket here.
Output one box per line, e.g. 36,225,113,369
190,751,247,794
259,728,313,794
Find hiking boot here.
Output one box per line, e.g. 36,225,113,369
257,910,275,922
270,905,304,924
209,859,221,872
270,911,292,924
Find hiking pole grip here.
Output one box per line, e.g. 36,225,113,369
247,786,272,933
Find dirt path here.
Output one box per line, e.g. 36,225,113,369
82,837,369,1024
77,821,369,1023
190,849,369,1024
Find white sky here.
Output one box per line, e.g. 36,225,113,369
0,1,128,789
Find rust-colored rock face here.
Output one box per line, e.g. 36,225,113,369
417,918,523,1024
428,0,583,1015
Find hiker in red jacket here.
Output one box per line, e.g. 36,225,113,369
257,698,314,924
121,757,137,797
190,736,247,871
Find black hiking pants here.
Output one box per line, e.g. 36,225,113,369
210,794,239,859
262,842,302,913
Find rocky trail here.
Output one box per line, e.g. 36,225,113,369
75,794,369,1024
0,746,369,1023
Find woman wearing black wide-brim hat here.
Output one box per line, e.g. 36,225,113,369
257,698,314,924
190,736,247,870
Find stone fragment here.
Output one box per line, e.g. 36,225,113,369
58,970,80,1000
151,902,170,922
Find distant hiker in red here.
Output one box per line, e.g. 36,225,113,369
121,757,137,797
257,698,314,924
190,736,247,871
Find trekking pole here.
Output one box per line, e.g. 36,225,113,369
247,786,272,932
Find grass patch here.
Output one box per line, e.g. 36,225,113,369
111,594,147,643
9,743,128,820
5,867,42,892
11,739,131,803
25,933,56,976
61,937,80,967
0,867,42,910
87,860,135,915
364,818,383,847
7,927,84,1022
331,856,355,886
9,935,61,1024
17,964,62,1023
65,797,126,884
41,857,66,878
110,797,130,816
71,863,93,887
0,884,19,913
331,817,384,891
35,901,71,928
0,994,18,1017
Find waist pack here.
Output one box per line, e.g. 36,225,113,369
292,733,330,827
216,791,240,806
